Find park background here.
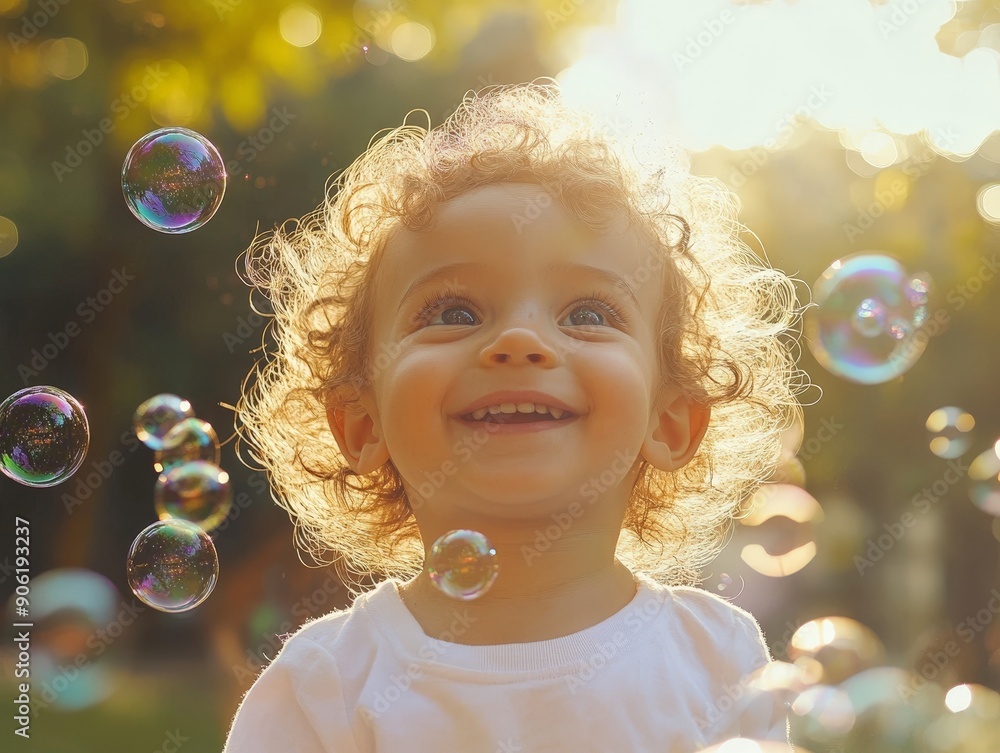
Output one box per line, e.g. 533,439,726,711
1,0,1000,750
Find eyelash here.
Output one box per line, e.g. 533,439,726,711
413,289,629,327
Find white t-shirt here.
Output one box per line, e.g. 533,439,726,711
223,573,789,752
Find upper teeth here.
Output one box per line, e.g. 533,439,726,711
468,402,567,420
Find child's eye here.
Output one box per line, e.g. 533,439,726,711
561,291,628,328
413,290,628,328
414,294,480,326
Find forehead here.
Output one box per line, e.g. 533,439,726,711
373,183,662,328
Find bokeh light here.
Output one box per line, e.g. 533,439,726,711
740,484,824,577
279,4,322,47
427,529,499,601
976,183,1000,224
0,386,89,487
39,38,88,80
967,444,1000,516
390,22,434,61
804,253,932,384
926,406,975,459
121,128,226,234
0,215,18,258
126,519,219,613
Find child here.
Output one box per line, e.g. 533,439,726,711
224,81,804,752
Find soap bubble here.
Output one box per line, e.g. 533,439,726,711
153,460,232,532
804,254,932,384
788,616,886,685
840,667,934,748
133,394,194,451
968,445,1000,516
930,684,1000,752
427,529,499,600
0,386,89,487
153,418,220,473
790,684,856,743
6,568,120,709
926,407,975,459
121,127,226,234
126,519,218,613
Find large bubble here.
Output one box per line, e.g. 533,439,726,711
153,460,232,532
0,386,89,487
121,127,226,234
427,529,499,601
788,616,886,685
804,253,932,384
6,568,121,710
126,519,219,613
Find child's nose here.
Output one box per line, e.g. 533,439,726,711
479,326,560,366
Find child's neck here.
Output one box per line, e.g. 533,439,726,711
397,558,637,645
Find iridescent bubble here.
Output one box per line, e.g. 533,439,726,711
840,667,932,749
804,254,932,384
154,460,232,533
852,298,886,338
790,684,856,744
153,418,220,473
6,568,121,710
121,128,226,234
967,445,1000,516
126,519,218,613
0,386,89,487
736,662,820,743
926,407,975,459
930,684,1000,752
427,529,499,601
133,394,194,451
788,617,886,685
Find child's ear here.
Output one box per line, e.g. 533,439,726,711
640,387,711,471
325,385,390,475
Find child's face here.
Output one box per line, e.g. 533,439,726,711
331,182,706,519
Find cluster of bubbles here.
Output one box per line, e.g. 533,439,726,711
126,393,228,613
121,128,226,234
919,406,1000,520
427,529,499,601
732,616,1000,752
0,386,89,487
805,253,933,385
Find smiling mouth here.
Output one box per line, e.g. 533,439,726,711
459,411,576,424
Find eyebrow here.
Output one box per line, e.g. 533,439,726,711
396,261,643,313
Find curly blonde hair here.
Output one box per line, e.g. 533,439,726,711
237,81,807,595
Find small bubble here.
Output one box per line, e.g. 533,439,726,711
154,460,232,532
133,394,194,451
153,418,220,473
427,529,499,601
